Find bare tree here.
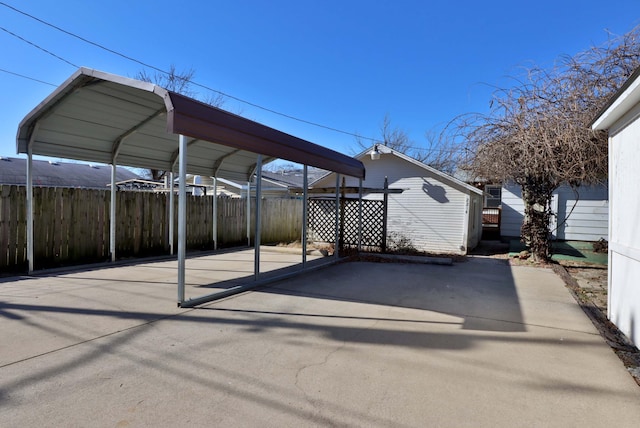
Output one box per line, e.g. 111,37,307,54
357,114,465,174
136,64,197,98
134,65,226,180
455,26,640,261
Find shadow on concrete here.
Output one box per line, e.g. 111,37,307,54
260,258,527,332
3,256,630,427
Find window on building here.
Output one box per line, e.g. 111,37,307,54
484,185,502,208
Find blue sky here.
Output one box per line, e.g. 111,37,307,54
1,0,639,163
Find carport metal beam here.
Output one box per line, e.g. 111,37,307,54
302,165,308,267
212,177,218,250
246,182,251,246
26,132,34,273
110,161,117,262
177,135,187,305
254,155,262,280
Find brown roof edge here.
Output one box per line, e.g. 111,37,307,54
166,92,365,179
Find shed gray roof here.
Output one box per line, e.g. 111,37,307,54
16,68,365,182
0,156,140,188
312,144,483,196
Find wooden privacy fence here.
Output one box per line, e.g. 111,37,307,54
0,185,303,271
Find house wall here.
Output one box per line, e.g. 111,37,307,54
501,183,608,241
608,106,640,348
500,185,526,239
466,192,483,250
314,153,479,255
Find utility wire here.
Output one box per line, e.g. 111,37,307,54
0,25,78,68
0,1,377,143
0,67,57,86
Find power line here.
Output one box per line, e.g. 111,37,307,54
0,1,377,143
0,25,78,68
0,68,57,86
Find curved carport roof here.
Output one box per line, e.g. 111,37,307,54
17,67,364,181
16,67,365,307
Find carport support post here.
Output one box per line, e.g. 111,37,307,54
302,165,308,267
254,155,262,280
382,176,389,252
246,182,251,246
168,172,175,255
26,143,34,273
110,161,117,262
334,174,340,259
212,177,218,250
358,178,363,252
177,135,187,305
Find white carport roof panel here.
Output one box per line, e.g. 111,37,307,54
17,67,365,181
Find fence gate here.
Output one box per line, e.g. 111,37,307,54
307,197,385,249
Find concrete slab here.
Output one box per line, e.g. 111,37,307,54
1,255,638,427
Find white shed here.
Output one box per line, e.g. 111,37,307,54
501,182,609,241
312,145,484,255
592,66,640,348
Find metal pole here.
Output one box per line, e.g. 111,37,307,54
334,173,340,259
382,176,389,252
302,165,308,267
168,171,175,255
212,177,218,250
110,161,117,262
246,181,251,247
177,135,187,305
254,155,262,280
26,143,34,273
358,177,363,252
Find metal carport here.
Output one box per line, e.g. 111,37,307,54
16,67,365,307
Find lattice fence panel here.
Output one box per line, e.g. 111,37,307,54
307,197,384,248
343,199,384,247
307,198,337,242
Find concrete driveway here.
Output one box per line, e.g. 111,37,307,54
1,252,638,427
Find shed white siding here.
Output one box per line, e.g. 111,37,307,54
607,112,640,348
312,148,482,255
591,67,640,348
501,183,608,241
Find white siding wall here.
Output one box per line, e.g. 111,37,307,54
555,184,608,241
608,108,640,348
467,193,484,250
501,183,608,241
314,153,475,254
500,184,525,238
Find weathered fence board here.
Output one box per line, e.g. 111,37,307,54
0,185,304,271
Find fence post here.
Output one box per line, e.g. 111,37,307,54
358,178,363,252
334,174,340,259
168,172,175,255
382,176,389,252
339,176,346,253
